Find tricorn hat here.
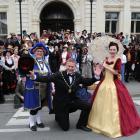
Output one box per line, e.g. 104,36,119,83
18,56,34,75
30,42,49,56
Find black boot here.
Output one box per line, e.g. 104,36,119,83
30,125,37,131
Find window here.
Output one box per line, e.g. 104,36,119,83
131,13,140,34
105,12,119,34
0,12,7,40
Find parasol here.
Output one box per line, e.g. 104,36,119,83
88,35,124,63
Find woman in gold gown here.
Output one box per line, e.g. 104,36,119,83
87,42,140,138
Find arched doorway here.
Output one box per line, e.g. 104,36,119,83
40,1,74,33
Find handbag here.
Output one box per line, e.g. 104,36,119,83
76,86,91,103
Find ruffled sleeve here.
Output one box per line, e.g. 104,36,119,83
114,58,122,80
114,58,121,73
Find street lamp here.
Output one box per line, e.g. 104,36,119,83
18,0,23,40
89,0,94,34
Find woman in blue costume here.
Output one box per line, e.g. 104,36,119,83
24,42,53,131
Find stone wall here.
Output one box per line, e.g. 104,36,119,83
0,0,140,36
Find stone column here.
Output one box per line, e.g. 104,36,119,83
8,0,17,34
96,0,105,32
31,19,40,37
28,0,33,34
74,19,82,32
123,0,131,36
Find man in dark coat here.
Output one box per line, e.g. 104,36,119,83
30,58,101,131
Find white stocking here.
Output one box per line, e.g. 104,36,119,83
29,115,36,127
36,111,42,124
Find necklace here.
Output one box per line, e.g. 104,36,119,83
36,59,44,70
35,59,49,75
38,61,44,70
61,72,75,94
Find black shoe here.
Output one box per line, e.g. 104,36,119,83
30,125,37,131
49,109,54,114
36,123,45,128
55,116,58,122
76,126,92,132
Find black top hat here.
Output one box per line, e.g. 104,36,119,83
18,56,34,75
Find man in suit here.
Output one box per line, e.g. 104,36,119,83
30,58,101,131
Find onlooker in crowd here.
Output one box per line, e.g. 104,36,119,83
2,50,17,95
59,44,70,71
121,52,127,82
81,46,93,78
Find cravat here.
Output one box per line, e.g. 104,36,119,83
67,73,74,77
67,73,75,84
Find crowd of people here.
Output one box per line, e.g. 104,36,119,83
0,29,140,137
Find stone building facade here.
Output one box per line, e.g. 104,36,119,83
0,0,140,38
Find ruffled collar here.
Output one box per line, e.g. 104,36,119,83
106,61,114,65
105,57,114,65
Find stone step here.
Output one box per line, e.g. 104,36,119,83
4,94,24,109
4,94,14,104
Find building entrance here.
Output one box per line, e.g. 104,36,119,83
40,1,74,33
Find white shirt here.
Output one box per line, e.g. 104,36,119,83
69,76,73,84
61,51,68,64
121,54,127,64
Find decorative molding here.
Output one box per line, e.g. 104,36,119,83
0,5,8,8
131,0,140,2
104,0,123,6
0,5,8,13
104,5,123,8
104,0,123,10
33,0,79,20
131,0,140,8
104,0,123,2
0,0,9,2
131,5,140,9
104,5,123,12
73,18,81,23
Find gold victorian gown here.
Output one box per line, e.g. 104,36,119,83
87,57,140,138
